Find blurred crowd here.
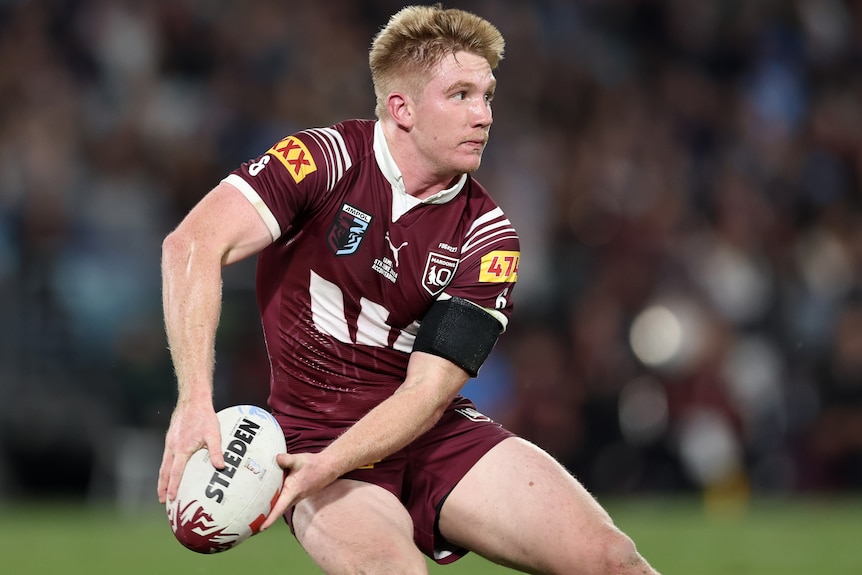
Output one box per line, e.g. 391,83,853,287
1,0,861,505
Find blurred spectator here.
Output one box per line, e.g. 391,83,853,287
806,295,862,489
1,0,861,503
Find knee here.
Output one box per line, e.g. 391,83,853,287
295,507,429,575
348,554,429,575
586,525,655,575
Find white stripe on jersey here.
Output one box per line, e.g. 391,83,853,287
465,206,505,237
461,207,517,259
223,173,282,240
461,218,514,253
310,270,418,352
309,270,351,344
301,127,352,192
461,232,520,262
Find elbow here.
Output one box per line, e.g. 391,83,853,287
162,227,213,281
429,398,450,426
426,382,463,429
162,229,189,264
414,401,449,439
394,379,458,436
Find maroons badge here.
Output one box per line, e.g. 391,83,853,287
422,252,459,295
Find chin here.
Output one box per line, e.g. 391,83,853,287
441,150,483,176
459,157,483,174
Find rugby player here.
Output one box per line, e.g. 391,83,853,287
158,5,661,574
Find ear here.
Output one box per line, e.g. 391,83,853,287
386,92,414,130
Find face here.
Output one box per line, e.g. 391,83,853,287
408,50,496,178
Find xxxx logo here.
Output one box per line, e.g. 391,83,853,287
267,136,317,183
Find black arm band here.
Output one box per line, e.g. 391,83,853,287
412,296,503,377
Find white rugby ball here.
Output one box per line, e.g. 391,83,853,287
166,404,286,553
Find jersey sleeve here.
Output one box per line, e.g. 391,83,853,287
444,206,520,331
222,127,354,240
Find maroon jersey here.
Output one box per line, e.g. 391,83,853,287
223,120,520,422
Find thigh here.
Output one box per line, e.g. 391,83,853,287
292,478,428,575
438,437,618,574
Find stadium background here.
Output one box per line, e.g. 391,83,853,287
1,0,861,572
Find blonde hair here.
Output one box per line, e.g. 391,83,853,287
369,4,505,119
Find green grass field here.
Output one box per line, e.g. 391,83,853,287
1,497,860,574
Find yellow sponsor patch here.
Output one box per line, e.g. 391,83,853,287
479,251,520,283
267,136,317,183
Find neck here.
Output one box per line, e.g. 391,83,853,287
381,119,460,200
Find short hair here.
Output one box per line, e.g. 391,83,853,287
369,4,505,119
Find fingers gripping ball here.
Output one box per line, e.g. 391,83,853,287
166,405,287,553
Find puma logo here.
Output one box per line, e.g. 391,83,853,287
385,232,408,268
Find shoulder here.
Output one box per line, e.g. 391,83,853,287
286,120,375,188
461,177,520,259
297,119,375,162
260,119,375,192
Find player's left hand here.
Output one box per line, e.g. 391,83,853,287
260,451,339,531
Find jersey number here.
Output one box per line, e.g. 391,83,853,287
495,287,510,310
248,155,270,176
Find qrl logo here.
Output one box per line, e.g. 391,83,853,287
327,203,372,256
422,252,459,296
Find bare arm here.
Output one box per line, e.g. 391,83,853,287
261,350,470,529
157,181,273,504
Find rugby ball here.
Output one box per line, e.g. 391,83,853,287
166,404,286,553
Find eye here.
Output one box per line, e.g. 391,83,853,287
485,92,494,104
453,91,467,100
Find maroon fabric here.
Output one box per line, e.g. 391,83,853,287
230,118,521,563
228,119,520,422
277,397,514,563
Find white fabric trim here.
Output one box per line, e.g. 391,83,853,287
222,174,282,240
439,291,509,332
373,121,467,222
302,127,352,191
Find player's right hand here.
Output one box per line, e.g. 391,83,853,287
157,400,225,504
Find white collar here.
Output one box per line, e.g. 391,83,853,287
373,121,467,221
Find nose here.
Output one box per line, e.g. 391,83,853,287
472,100,493,128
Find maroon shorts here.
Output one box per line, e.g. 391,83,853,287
275,396,513,564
